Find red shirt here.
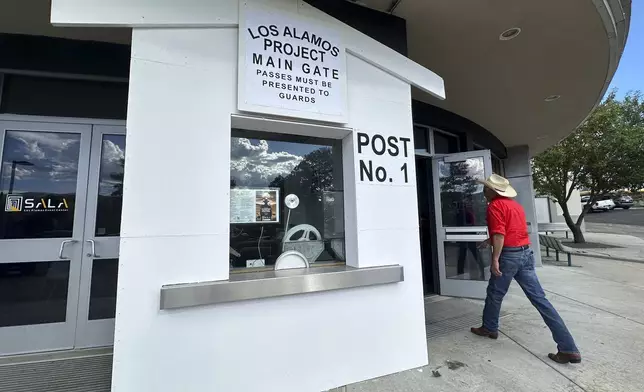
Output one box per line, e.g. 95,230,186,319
487,197,530,247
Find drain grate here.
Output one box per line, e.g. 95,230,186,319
424,297,507,340
0,353,112,392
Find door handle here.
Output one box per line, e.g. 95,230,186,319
86,239,98,258
58,240,77,259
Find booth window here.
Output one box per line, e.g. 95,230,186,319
229,129,345,272
433,130,460,154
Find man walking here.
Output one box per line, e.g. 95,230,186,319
470,174,581,364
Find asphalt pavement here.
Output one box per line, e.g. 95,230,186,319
585,207,644,226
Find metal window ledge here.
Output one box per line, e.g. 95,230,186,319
160,265,404,310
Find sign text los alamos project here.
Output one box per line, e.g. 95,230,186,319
248,23,341,104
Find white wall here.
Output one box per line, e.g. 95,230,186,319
535,197,551,223
113,9,426,392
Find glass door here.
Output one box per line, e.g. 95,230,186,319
74,125,125,348
0,120,92,355
432,150,493,299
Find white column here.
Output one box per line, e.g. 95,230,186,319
504,146,542,266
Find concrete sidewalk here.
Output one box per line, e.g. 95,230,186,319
348,255,644,392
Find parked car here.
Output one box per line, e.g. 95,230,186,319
581,195,590,203
590,197,615,212
613,195,634,209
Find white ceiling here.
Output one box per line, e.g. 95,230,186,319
0,0,626,153
359,0,623,153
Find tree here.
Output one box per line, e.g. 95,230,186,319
532,91,644,243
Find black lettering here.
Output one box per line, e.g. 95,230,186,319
258,25,270,37
263,38,273,51
375,167,387,182
400,137,411,158
284,43,293,56
269,25,279,36
310,34,322,47
302,31,310,42
387,136,399,156
266,57,275,67
253,53,263,65
333,69,339,80
311,97,316,103
372,135,386,155
302,63,310,74
359,160,373,181
357,133,369,154
273,40,283,54
331,46,340,57
301,47,310,60
293,27,302,40
322,41,332,51
248,28,260,40
283,26,293,38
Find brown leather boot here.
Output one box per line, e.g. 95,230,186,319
548,352,582,364
470,326,499,340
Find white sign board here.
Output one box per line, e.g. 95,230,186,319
238,5,348,123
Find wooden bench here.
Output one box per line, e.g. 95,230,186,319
539,234,573,266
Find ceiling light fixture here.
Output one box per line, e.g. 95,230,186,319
544,95,561,102
499,27,522,41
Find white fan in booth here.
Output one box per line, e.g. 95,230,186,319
275,194,309,271
279,193,325,265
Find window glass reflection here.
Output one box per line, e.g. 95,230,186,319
0,260,70,327
95,135,125,236
413,126,428,152
439,158,487,227
0,131,81,239
89,258,118,320
444,242,491,281
433,131,460,154
230,131,345,271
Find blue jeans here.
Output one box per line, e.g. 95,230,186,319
482,248,579,354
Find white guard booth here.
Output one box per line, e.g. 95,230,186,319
51,1,446,391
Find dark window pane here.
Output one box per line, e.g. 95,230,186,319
95,135,125,236
438,158,487,227
413,126,428,151
433,131,460,154
492,156,503,175
0,131,81,239
0,74,128,120
230,131,345,271
89,258,118,320
0,261,70,327
444,242,491,281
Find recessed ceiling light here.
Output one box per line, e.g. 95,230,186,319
499,27,522,41
544,95,561,102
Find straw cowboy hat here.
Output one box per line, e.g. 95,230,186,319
478,174,517,198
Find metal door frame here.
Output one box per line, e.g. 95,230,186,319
74,125,125,348
0,119,92,355
431,150,493,299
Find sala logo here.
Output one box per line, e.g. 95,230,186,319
5,195,69,212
